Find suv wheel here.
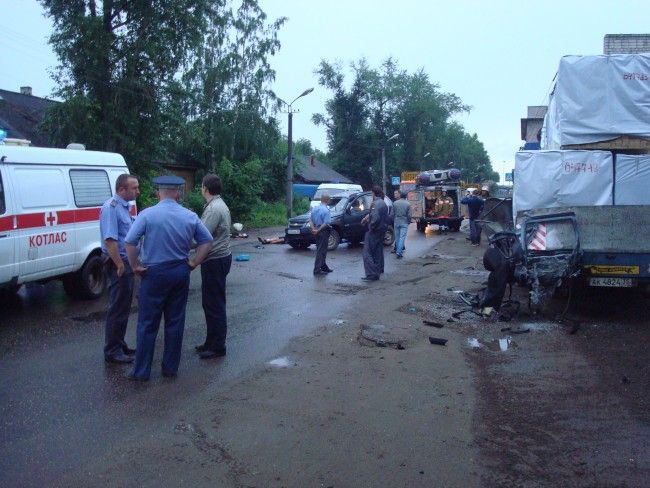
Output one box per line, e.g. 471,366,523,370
327,229,341,251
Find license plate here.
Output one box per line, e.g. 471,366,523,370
287,229,300,234
589,277,634,287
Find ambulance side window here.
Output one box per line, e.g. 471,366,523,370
69,170,111,207
0,172,5,215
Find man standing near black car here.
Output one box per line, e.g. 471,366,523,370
100,173,140,364
361,186,388,281
195,174,233,359
310,193,333,275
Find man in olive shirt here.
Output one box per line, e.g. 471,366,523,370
195,174,233,359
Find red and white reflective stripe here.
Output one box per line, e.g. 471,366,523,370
0,207,102,231
528,223,547,251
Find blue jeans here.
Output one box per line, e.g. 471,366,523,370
104,260,134,359
470,219,482,244
131,261,191,379
394,223,408,256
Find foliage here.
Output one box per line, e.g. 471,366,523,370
40,0,219,173
243,197,309,229
313,58,496,187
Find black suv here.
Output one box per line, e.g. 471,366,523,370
285,191,395,251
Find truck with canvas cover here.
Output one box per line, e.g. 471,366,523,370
408,168,463,232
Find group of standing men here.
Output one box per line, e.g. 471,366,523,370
309,186,411,282
100,173,232,381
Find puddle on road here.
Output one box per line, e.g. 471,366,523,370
268,356,293,367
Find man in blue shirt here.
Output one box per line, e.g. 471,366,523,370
99,173,140,364
310,193,332,275
125,176,213,381
461,189,485,246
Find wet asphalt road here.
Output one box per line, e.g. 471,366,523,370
0,226,444,487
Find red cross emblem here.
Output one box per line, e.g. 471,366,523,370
45,211,58,227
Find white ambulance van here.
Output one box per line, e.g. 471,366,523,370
0,143,131,298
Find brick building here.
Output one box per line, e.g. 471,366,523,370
604,34,650,55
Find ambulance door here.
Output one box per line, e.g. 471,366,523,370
0,166,16,285
13,165,76,281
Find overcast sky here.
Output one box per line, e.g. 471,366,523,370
1,0,650,180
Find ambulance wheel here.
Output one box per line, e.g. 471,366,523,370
64,255,107,299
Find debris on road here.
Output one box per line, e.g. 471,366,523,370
428,337,448,346
235,254,250,261
422,320,444,328
358,324,409,350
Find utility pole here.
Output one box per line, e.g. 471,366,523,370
381,133,399,195
280,88,314,219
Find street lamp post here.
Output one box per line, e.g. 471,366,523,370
280,88,314,219
381,133,399,195
421,152,431,171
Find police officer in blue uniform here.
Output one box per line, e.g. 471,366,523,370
125,176,213,381
100,173,140,364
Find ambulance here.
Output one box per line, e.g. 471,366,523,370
0,142,131,298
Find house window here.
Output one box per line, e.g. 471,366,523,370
70,169,111,207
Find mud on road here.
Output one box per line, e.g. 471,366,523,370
405,237,650,487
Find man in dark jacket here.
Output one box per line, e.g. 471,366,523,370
461,190,485,246
361,186,388,280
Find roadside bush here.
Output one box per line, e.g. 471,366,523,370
218,157,263,222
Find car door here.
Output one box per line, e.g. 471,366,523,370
0,166,16,285
344,193,373,238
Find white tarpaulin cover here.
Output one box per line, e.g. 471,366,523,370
542,54,650,149
513,150,613,216
615,154,650,204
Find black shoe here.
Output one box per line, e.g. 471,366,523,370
127,373,148,382
362,276,379,281
198,348,227,359
105,354,134,364
162,370,177,378
195,343,208,352
123,346,136,356
313,270,325,275
321,266,333,273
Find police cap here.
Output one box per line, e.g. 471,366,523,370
153,175,185,189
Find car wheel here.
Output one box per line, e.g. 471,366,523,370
327,229,341,251
64,255,106,300
383,227,395,247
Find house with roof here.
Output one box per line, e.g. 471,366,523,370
0,87,57,146
294,154,353,184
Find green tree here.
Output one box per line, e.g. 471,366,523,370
313,58,496,187
40,0,218,173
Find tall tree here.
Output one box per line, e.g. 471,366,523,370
41,0,218,172
313,58,495,187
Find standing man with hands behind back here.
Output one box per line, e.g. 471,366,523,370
100,173,140,364
310,193,333,275
125,176,213,381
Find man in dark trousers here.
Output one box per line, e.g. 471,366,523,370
125,176,213,381
461,189,485,246
361,186,388,281
195,174,233,359
310,193,332,275
99,173,140,364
